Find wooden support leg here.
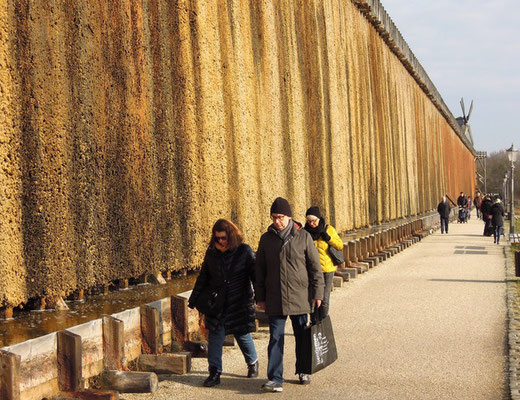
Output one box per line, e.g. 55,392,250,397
118,279,129,290
0,306,13,319
57,330,82,392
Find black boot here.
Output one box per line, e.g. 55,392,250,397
204,368,221,387
247,360,259,378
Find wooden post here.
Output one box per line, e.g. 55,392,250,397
102,316,125,370
348,240,357,264
100,370,158,393
0,350,21,400
57,330,82,392
333,276,343,288
47,296,70,311
183,340,208,358
140,305,161,354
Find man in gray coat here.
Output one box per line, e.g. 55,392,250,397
255,197,324,392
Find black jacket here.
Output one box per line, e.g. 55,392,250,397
457,195,468,207
490,202,505,227
481,199,493,216
437,201,451,218
188,244,256,334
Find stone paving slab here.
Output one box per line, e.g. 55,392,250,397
122,212,507,400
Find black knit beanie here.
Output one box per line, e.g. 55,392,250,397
270,197,292,217
305,206,322,219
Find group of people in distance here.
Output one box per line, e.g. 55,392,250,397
188,197,343,393
437,191,505,244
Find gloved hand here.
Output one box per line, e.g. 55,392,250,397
320,231,331,241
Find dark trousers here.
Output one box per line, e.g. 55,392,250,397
440,216,449,233
319,272,334,320
494,226,503,244
267,314,308,384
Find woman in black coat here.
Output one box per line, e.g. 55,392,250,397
188,219,258,387
490,198,505,244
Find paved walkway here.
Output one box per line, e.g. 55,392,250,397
123,212,508,400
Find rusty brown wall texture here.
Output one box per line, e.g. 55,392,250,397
0,0,475,308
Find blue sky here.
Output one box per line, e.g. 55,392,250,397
380,0,520,154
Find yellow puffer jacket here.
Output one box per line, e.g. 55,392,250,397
313,225,344,273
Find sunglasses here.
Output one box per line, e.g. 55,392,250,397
215,235,228,242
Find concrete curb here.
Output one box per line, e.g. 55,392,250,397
506,245,520,399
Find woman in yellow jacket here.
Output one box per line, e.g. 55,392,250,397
304,206,343,320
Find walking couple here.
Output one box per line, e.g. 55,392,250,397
188,197,343,392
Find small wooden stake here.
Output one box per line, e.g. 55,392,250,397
138,353,190,375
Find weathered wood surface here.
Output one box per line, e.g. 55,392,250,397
57,389,119,400
140,305,161,354
57,330,82,392
100,370,158,394
102,316,124,371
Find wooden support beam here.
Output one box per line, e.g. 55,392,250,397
140,305,161,354
117,279,129,290
100,370,158,393
0,350,21,400
0,306,13,319
47,296,70,311
57,330,82,392
102,315,125,370
149,273,166,285
163,271,172,280
138,353,190,375
72,289,85,301
334,269,351,281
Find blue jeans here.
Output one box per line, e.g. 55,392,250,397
267,314,308,384
494,226,502,244
440,217,449,233
208,324,258,372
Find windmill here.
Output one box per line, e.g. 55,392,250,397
456,98,474,145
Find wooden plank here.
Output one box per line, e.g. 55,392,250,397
102,316,124,370
183,340,208,358
100,370,158,393
138,353,189,375
332,276,343,288
140,305,161,354
57,330,82,392
0,350,21,400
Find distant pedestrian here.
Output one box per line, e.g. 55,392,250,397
490,198,505,244
466,196,472,220
304,206,344,320
481,195,494,236
457,192,468,208
255,197,324,392
437,196,451,234
474,194,482,219
188,219,258,387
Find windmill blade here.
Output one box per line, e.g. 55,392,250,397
467,100,474,121
460,98,466,120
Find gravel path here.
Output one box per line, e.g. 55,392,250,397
122,214,508,399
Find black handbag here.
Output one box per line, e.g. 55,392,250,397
326,226,344,265
194,284,227,317
296,309,338,374
194,249,238,317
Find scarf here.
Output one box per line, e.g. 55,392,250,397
304,218,326,241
